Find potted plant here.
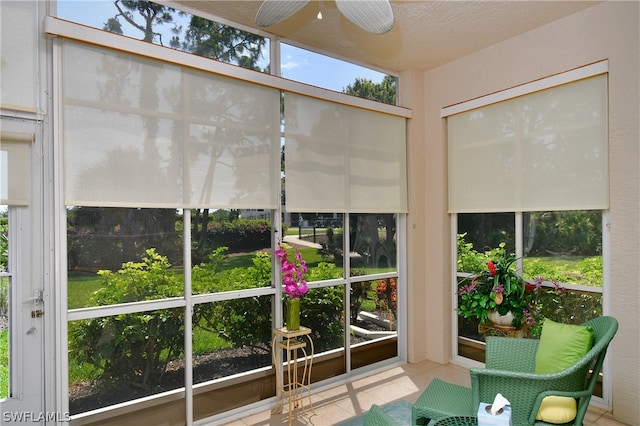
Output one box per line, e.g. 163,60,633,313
275,242,308,330
457,247,532,328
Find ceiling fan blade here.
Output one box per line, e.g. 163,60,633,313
335,0,394,34
255,0,311,27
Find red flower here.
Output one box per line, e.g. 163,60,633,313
487,261,497,276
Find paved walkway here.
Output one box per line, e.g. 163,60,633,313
283,235,322,249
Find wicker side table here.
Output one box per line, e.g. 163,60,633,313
431,416,478,426
478,322,530,340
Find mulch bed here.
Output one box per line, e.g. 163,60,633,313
69,330,381,414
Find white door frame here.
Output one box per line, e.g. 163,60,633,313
0,116,56,424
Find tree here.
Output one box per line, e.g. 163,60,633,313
343,75,397,105
104,0,178,44
68,249,184,389
178,15,266,70
103,0,266,69
88,1,269,269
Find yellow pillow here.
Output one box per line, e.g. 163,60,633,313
535,396,577,424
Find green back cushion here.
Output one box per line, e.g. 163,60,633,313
535,319,594,374
534,319,595,424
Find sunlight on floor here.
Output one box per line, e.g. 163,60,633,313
219,360,626,425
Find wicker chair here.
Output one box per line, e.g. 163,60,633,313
412,316,618,426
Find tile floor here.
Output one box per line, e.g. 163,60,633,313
221,360,628,426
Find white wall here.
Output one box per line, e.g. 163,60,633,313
405,2,640,423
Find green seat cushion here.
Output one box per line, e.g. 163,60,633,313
534,319,594,374
535,395,577,424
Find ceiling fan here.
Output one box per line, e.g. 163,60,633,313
255,0,395,34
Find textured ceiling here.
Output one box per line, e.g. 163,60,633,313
172,0,600,74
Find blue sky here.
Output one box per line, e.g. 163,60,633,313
56,0,387,93
281,44,387,92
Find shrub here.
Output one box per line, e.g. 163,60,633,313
0,278,7,318
205,219,271,252
302,262,345,351
375,277,397,318
0,217,7,271
349,269,371,323
68,249,184,389
194,251,273,351
68,247,353,390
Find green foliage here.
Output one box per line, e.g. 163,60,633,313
350,269,372,323
204,219,271,253
68,246,351,389
0,278,7,318
576,256,603,286
305,261,342,282
319,226,344,265
528,211,602,256
343,75,397,105
104,0,178,43
457,234,603,334
301,262,345,351
0,329,7,399
302,286,345,352
194,251,273,351
68,249,184,389
0,216,7,271
523,257,602,287
67,207,180,271
68,272,113,310
534,286,602,328
458,213,515,253
456,242,527,325
191,247,233,293
457,233,501,274
180,16,267,70
104,0,267,71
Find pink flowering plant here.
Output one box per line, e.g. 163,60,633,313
275,242,308,298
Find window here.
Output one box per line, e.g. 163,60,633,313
446,66,608,214
456,211,603,347
0,1,39,110
53,15,408,423
281,43,397,104
448,65,608,393
55,0,399,105
56,0,270,72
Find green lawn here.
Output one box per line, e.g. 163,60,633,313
68,247,329,309
68,250,600,310
68,272,106,310
61,249,599,386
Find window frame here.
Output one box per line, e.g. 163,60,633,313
48,15,408,424
447,62,612,406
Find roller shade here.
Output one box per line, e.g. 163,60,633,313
62,40,280,209
284,93,407,213
0,133,32,206
0,1,38,111
448,74,608,213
